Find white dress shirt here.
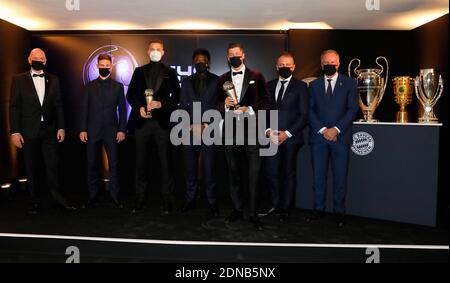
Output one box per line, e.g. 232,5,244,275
31,70,45,121
266,75,293,138
318,73,341,134
225,65,255,115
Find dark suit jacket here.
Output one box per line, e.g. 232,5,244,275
80,77,127,139
126,62,180,129
308,73,358,145
179,72,221,124
10,71,65,139
267,78,309,145
218,67,271,115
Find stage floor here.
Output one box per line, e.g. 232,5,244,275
0,190,448,262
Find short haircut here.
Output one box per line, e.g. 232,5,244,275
227,43,244,53
278,51,295,62
148,39,164,49
320,49,340,61
97,53,112,63
192,48,211,62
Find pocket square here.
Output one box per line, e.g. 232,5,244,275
249,80,255,84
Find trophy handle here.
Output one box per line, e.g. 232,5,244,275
415,76,428,106
429,75,444,107
348,58,360,77
376,56,389,104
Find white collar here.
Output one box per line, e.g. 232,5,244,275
324,72,338,81
30,69,45,76
279,75,292,83
231,65,246,75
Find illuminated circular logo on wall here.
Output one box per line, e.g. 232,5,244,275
351,131,375,156
82,45,139,121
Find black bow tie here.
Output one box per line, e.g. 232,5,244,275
32,73,44,78
232,71,243,76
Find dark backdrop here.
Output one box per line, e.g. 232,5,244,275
0,14,447,225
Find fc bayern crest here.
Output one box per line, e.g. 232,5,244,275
351,131,375,156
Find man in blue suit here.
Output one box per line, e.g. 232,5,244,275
79,54,127,208
262,52,309,222
179,48,221,216
306,49,358,227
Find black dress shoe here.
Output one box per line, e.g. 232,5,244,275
335,213,346,228
180,200,196,213
161,202,173,216
225,209,243,223
131,202,146,214
29,203,40,215
208,203,220,217
249,216,264,230
258,207,283,217
110,197,124,209
54,203,77,211
305,210,324,222
82,197,98,208
279,213,289,222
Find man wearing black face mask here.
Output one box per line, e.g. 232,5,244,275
126,40,180,215
261,52,309,222
10,48,75,214
218,43,271,230
179,48,221,216
79,54,127,208
306,49,358,227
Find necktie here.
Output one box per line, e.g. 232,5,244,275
232,71,243,76
276,81,287,108
326,79,333,97
33,73,44,78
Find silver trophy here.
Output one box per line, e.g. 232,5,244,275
414,68,443,123
145,88,154,117
223,81,240,109
348,56,389,122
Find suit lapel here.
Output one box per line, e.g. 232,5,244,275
317,76,326,98
154,68,165,93
42,73,50,107
240,68,250,102
26,73,42,107
333,74,343,96
280,79,294,105
269,81,277,106
142,63,165,93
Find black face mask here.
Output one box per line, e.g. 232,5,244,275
99,68,111,77
194,62,208,74
229,56,242,68
31,60,45,71
323,64,337,76
278,67,292,79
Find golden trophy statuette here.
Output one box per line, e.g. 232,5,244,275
392,76,414,123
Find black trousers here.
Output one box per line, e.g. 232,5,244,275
264,142,301,212
86,136,120,200
224,144,261,216
135,119,175,204
22,123,67,206
183,144,217,204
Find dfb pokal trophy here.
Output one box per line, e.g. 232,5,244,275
392,76,414,123
414,68,443,123
348,56,389,122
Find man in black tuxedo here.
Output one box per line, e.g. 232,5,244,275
262,52,309,222
9,48,76,214
79,54,127,208
179,48,221,216
126,40,180,215
218,43,271,230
